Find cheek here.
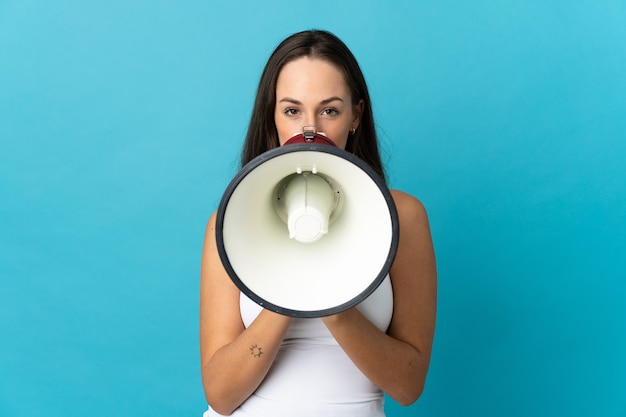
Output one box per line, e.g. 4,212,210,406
332,124,351,148
277,127,301,147
276,125,295,146
335,138,349,150
274,114,290,145
331,130,349,150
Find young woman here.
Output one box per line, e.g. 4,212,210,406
200,30,437,417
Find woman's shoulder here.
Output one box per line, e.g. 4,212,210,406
389,189,429,223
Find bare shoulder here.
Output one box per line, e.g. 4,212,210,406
387,188,436,290
205,210,218,237
201,210,240,298
200,210,244,351
390,189,430,227
387,189,436,350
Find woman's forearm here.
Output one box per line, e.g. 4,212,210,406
322,308,431,406
202,310,291,415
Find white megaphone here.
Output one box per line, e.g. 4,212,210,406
215,129,399,317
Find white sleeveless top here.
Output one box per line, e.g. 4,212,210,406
204,275,394,417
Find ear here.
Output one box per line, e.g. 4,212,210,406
352,99,364,130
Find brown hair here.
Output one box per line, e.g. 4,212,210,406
241,30,386,183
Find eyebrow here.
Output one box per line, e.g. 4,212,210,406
278,96,345,105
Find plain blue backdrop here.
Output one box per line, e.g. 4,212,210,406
1,1,625,416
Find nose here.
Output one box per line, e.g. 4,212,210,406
304,116,327,135
303,113,318,128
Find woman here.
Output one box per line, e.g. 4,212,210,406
200,30,437,416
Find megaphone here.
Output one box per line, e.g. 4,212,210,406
215,131,399,318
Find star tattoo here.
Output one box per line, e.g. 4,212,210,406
250,344,263,358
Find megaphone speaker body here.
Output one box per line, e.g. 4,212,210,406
216,142,399,318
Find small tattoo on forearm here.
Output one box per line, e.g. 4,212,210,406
250,344,263,358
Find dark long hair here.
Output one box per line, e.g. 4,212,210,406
241,30,386,183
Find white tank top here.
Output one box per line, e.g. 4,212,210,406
204,275,393,417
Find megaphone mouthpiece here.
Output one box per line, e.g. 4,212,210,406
278,172,337,243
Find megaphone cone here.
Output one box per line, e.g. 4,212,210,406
216,134,399,318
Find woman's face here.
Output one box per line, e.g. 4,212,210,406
274,57,363,150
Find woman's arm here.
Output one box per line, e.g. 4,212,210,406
321,190,437,405
200,212,292,415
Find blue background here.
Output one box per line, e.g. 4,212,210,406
1,1,625,416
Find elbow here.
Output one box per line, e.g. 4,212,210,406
203,376,240,416
207,405,236,416
390,351,432,406
393,381,425,406
388,368,427,406
204,390,238,416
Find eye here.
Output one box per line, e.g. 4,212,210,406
284,108,299,116
322,108,339,116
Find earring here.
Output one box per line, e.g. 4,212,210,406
349,128,356,135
